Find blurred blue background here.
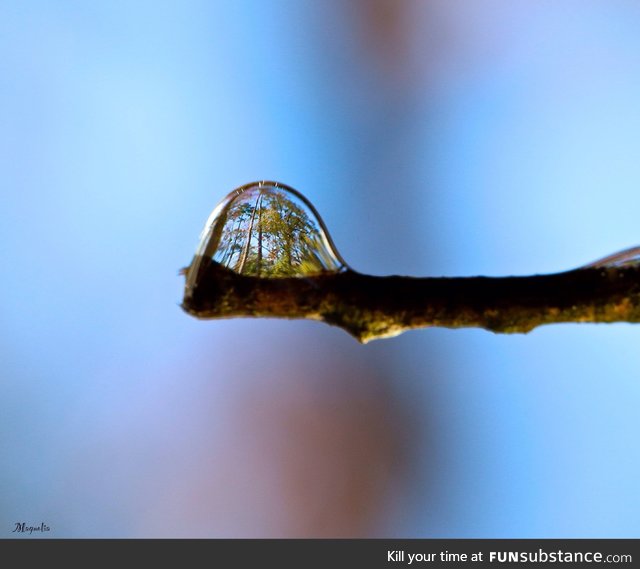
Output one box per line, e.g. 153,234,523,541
2,0,640,538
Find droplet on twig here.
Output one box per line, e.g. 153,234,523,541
581,246,640,269
184,181,348,294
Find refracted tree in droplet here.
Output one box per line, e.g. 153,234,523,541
185,181,347,289
581,246,640,269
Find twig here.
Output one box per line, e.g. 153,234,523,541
181,256,640,343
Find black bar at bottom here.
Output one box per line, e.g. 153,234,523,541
3,538,638,568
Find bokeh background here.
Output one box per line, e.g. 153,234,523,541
2,0,640,538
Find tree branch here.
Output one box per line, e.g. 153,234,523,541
181,256,640,343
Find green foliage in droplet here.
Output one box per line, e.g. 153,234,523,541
213,186,343,277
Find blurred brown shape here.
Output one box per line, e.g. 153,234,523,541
241,377,407,537
358,0,411,74
352,0,447,87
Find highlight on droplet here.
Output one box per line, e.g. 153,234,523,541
184,181,348,291
581,245,640,269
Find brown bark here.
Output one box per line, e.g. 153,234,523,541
181,257,640,343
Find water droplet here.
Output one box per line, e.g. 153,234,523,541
581,245,640,269
185,181,348,287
